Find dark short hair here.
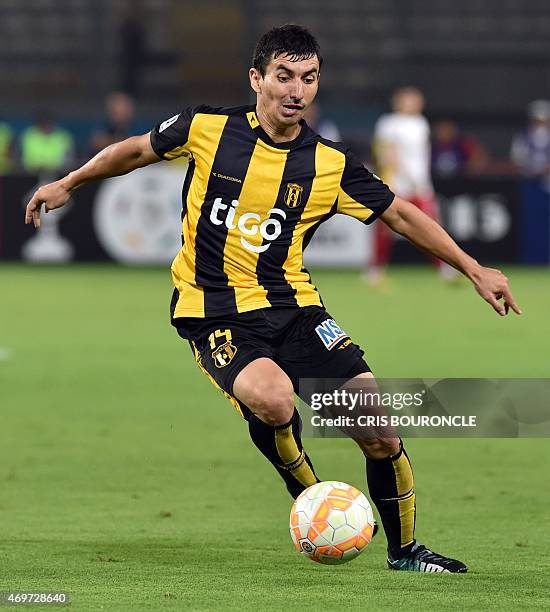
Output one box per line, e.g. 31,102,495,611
252,24,323,76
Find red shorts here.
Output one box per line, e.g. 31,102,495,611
407,194,439,221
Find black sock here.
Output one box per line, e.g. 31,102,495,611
248,408,319,499
366,441,416,558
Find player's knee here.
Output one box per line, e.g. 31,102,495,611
356,436,400,459
250,379,295,426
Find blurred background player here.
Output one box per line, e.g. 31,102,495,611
303,101,341,141
19,110,75,175
510,99,550,262
0,120,15,175
510,99,550,185
89,91,137,155
431,119,489,178
367,87,455,286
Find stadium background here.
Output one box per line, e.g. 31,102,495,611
1,1,549,610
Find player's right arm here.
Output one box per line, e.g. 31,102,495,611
24,133,160,228
336,148,521,317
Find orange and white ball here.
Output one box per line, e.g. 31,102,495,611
290,481,375,565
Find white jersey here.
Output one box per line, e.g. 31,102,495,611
316,119,341,142
374,113,433,198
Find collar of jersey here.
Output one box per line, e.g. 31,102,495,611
248,107,308,150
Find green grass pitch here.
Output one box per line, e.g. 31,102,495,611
1,264,549,610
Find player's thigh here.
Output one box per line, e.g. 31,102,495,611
177,314,274,420
276,306,371,395
277,310,399,455
233,357,295,425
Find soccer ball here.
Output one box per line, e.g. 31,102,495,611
289,481,375,565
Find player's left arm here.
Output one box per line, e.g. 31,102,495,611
380,196,522,316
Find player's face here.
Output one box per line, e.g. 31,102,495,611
250,54,320,129
394,90,424,115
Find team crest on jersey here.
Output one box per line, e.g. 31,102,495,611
284,183,304,208
209,329,238,368
315,319,349,350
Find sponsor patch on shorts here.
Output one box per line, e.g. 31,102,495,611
315,319,349,350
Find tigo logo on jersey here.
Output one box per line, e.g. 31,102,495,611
315,319,349,350
210,197,286,254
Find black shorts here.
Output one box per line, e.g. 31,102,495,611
174,306,370,418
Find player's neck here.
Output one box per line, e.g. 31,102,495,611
255,105,302,143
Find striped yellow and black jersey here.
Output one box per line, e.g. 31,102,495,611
150,104,394,320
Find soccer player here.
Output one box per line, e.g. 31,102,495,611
25,25,521,573
368,87,455,286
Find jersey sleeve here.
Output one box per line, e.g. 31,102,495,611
150,106,213,161
336,149,395,224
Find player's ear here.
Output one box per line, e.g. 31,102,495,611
249,68,262,94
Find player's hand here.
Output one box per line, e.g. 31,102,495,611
24,180,72,228
470,266,522,316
